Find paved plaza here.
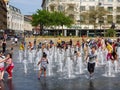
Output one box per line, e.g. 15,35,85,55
0,43,120,90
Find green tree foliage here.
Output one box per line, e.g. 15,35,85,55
105,29,116,37
32,10,51,26
31,10,74,36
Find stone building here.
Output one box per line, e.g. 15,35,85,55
0,0,7,31
41,0,120,36
7,4,24,35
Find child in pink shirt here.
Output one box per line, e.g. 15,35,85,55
6,53,14,79
0,53,14,79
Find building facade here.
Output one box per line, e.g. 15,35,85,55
24,15,33,36
7,4,24,35
42,0,120,36
0,0,7,31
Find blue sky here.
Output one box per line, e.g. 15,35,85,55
9,0,42,15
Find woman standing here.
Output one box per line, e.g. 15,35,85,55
2,39,6,54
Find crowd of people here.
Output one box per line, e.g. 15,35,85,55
1,36,120,82
18,37,120,79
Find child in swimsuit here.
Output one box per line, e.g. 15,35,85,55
37,52,48,79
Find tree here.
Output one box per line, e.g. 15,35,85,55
32,10,74,36
81,6,108,36
105,29,116,37
53,12,73,36
31,10,51,35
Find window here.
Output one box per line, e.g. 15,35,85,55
80,15,85,24
99,17,104,23
89,6,95,10
107,7,113,12
69,6,74,11
116,15,120,23
117,7,120,12
50,5,55,11
80,6,85,11
107,15,113,23
58,5,64,11
67,5,74,12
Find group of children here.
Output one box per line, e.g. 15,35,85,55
36,37,120,80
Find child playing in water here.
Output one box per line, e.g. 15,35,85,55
85,46,98,79
0,53,14,79
37,52,48,79
5,53,14,79
0,52,5,80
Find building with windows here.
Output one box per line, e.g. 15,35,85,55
0,0,7,31
24,15,33,36
42,0,120,36
7,4,24,35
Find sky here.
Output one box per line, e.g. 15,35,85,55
9,0,42,15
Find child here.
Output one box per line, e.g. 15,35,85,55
85,46,98,79
37,52,48,80
5,53,14,79
0,52,5,80
19,42,24,51
0,53,14,79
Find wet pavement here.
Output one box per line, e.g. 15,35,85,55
1,46,120,90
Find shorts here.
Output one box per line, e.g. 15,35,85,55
0,67,4,72
15,41,17,43
41,66,46,71
88,62,95,73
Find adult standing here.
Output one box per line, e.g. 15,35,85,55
2,39,6,54
69,39,72,47
33,39,36,49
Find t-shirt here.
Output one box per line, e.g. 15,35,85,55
41,58,48,68
57,40,61,44
6,58,14,67
88,51,97,63
106,44,113,53
19,44,24,50
15,38,18,42
116,42,120,47
0,56,5,68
